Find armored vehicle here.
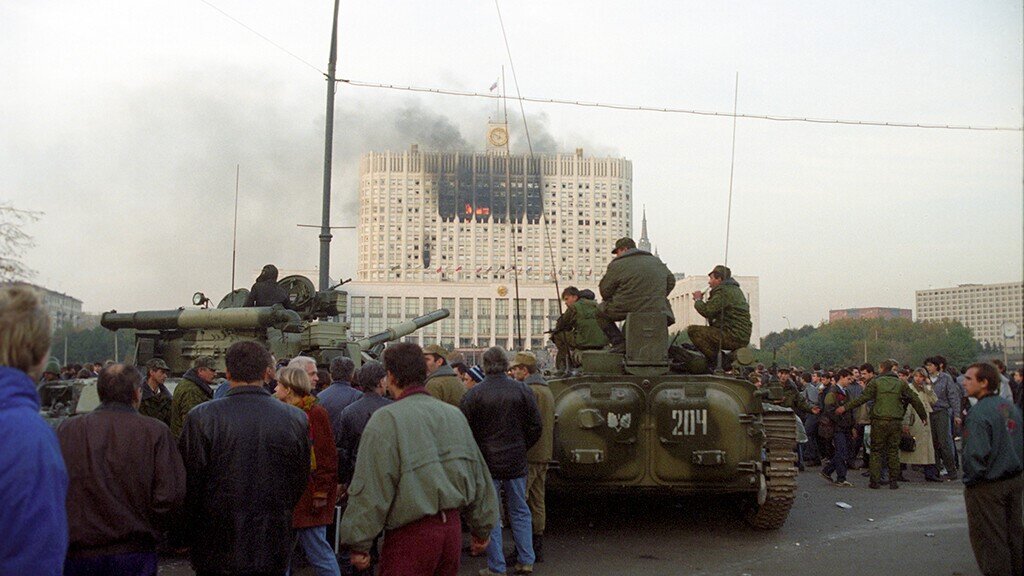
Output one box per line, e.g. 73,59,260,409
100,275,448,376
39,276,447,425
547,312,798,529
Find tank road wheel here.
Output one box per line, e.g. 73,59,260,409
745,408,798,530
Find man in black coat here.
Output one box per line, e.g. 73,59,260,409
243,264,291,308
179,341,310,576
461,346,542,576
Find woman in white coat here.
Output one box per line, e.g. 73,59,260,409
902,368,941,481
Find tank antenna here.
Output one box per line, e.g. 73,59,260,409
231,164,240,292
723,72,739,266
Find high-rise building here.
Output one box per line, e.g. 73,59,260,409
344,123,632,352
915,282,1023,355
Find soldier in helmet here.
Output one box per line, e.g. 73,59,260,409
596,237,676,352
243,264,291,308
687,265,752,367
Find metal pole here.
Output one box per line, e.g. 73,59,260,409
231,164,240,292
319,0,341,291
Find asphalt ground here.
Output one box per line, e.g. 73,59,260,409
160,465,982,576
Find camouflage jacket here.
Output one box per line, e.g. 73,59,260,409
170,370,214,438
694,277,752,343
844,373,927,421
425,364,466,408
552,298,608,349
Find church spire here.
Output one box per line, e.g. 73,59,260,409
638,205,652,252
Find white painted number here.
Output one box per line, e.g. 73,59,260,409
671,409,707,436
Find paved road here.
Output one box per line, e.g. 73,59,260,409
161,467,981,576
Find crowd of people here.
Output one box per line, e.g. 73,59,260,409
1,283,559,576
753,357,1022,575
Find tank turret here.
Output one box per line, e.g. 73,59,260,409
100,275,449,376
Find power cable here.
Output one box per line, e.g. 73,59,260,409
337,78,1022,132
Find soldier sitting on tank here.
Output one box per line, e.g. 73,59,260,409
687,265,752,367
548,287,609,371
243,264,292,308
596,237,676,354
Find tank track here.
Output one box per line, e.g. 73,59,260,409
746,407,799,530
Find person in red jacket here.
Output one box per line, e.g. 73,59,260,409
275,366,341,576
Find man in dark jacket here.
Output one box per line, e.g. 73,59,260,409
597,237,675,351
243,264,291,308
687,264,752,365
170,356,217,439
461,346,542,576
179,341,310,576
819,369,856,486
336,360,392,486
59,364,186,575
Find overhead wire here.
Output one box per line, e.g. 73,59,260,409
336,78,1022,132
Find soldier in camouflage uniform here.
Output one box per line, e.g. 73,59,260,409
549,287,608,371
838,359,928,489
687,265,752,365
139,358,172,426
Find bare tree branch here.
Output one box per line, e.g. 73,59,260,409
0,203,42,282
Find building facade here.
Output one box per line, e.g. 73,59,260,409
356,132,632,284
829,307,912,321
915,282,1023,354
1,281,83,332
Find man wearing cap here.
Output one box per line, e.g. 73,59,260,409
509,352,555,564
424,344,466,407
170,356,218,439
139,358,173,426
687,265,752,367
597,237,676,352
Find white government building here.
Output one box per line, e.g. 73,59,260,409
916,282,1024,356
342,122,760,354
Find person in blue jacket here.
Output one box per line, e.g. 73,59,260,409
0,284,68,575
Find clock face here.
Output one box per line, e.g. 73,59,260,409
488,127,509,147
1002,322,1018,339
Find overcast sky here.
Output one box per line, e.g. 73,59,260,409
2,0,1021,335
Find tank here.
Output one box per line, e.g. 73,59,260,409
546,311,798,529
39,276,449,426
99,275,449,376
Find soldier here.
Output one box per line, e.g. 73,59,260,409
170,356,217,439
686,265,752,367
549,287,608,371
243,264,291,308
837,359,928,489
596,237,675,353
139,358,173,426
423,344,466,407
509,352,555,564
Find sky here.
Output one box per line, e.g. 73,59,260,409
2,0,1021,336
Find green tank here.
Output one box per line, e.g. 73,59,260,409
99,275,449,376
547,311,798,530
38,276,448,426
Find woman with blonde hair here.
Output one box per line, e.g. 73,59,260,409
274,366,340,576
903,367,941,482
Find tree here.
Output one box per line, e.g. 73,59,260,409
50,325,136,366
0,203,41,282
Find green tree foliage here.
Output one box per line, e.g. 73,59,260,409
50,325,135,366
756,318,981,369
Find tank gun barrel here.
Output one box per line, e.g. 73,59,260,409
101,306,303,331
355,309,450,351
